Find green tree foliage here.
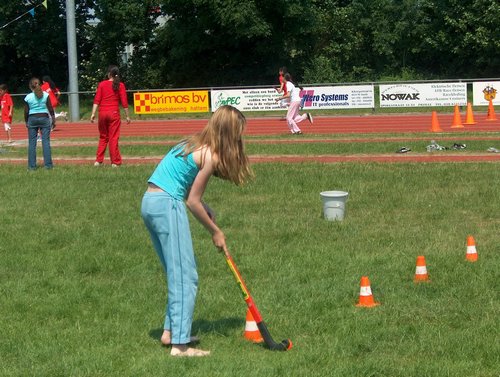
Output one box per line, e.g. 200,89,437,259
414,0,500,78
304,0,431,83
83,0,160,90
304,0,499,83
147,0,317,87
0,0,94,93
1,1,498,91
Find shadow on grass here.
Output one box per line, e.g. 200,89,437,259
149,316,242,342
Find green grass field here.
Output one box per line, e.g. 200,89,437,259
0,139,499,376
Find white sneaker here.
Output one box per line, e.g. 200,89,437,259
111,163,120,168
94,161,103,167
55,111,68,121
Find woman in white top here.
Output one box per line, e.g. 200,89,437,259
276,73,313,134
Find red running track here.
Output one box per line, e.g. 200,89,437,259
5,113,500,164
8,113,500,139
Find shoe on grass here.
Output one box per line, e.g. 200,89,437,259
396,147,411,153
452,143,467,150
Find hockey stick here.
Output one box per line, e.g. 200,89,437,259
224,250,292,351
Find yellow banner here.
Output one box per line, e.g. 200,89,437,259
134,90,209,114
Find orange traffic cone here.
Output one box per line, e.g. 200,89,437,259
463,103,476,125
450,105,464,128
414,255,430,282
486,99,497,121
466,235,478,262
430,111,443,132
355,276,379,307
243,309,263,343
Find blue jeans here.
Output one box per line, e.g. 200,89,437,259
141,191,198,344
27,116,53,169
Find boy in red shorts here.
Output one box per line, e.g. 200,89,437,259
0,84,14,143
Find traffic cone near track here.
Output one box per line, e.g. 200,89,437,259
356,276,379,307
466,235,478,262
450,105,464,128
463,103,476,125
430,111,443,132
414,255,430,282
486,100,497,121
243,309,263,343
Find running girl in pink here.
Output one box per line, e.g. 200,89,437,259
276,73,313,134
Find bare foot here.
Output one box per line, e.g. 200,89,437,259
171,345,210,357
161,330,199,346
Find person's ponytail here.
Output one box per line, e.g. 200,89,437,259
108,65,120,91
30,78,43,98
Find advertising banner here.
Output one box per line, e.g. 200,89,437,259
211,85,374,112
379,83,467,107
211,88,283,112
134,91,209,114
472,81,499,106
300,85,374,109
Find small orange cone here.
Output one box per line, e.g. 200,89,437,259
355,276,379,307
463,103,476,125
466,235,478,262
430,111,443,132
414,255,430,282
450,105,464,128
486,99,497,121
243,309,263,343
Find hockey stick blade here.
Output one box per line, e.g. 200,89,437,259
257,320,293,351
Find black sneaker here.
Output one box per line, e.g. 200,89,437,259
396,147,411,153
307,113,313,124
452,143,466,150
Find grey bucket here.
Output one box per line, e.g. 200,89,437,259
320,191,349,221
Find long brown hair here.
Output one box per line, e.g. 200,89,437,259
29,77,44,98
181,105,253,185
107,65,120,91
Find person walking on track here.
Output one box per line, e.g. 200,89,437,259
90,65,130,167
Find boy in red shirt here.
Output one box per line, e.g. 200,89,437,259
41,76,67,123
41,76,60,109
0,84,14,143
